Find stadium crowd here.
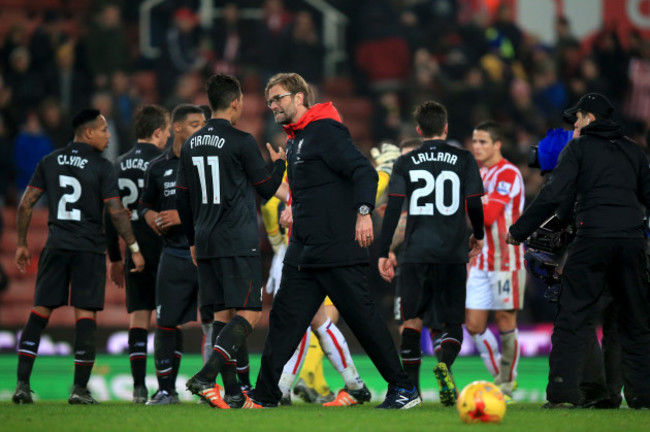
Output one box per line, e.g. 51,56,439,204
1,0,649,207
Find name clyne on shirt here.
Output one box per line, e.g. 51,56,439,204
58,154,88,169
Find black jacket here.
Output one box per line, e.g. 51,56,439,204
510,119,650,241
283,102,378,268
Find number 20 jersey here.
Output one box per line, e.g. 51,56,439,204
28,141,119,254
388,139,484,264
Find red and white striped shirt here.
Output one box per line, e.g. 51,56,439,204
473,158,524,272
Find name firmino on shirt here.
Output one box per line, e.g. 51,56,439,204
411,152,458,165
190,134,225,149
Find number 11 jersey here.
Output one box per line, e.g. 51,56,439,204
387,139,484,264
28,141,119,254
176,118,274,259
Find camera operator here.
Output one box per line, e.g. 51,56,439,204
526,128,622,409
506,93,650,409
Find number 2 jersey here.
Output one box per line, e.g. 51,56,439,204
176,118,286,259
27,141,119,254
387,139,484,264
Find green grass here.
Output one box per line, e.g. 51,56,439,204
1,402,649,432
1,354,649,431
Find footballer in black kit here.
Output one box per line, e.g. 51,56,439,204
379,101,485,407
13,109,144,405
178,74,286,409
106,105,170,404
138,103,206,404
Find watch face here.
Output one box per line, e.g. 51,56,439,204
359,205,370,215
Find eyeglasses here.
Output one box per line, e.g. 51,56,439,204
266,92,293,108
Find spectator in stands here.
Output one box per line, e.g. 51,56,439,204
491,3,523,60
91,91,127,162
252,0,293,83
625,40,650,124
0,24,29,74
13,111,53,199
0,114,13,205
282,10,325,85
502,78,547,139
111,70,141,133
591,29,628,109
531,61,567,122
5,47,47,126
29,10,68,72
39,97,72,150
211,2,251,77
163,72,202,112
155,7,208,100
0,74,20,140
354,2,411,96
44,41,92,116
85,3,130,89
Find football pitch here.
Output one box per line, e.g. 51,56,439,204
1,354,648,432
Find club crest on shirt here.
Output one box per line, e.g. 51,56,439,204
497,181,511,195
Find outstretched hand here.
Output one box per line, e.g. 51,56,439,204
267,143,287,162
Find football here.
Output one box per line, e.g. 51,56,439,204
457,381,507,424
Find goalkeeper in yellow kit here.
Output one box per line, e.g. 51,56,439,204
261,143,400,405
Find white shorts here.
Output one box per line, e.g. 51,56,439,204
466,267,525,310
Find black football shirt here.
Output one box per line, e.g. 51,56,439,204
28,141,119,254
139,150,188,249
113,142,163,262
176,118,271,259
388,139,484,263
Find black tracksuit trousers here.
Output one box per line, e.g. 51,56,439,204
254,264,412,403
547,237,650,408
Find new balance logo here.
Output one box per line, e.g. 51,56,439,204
164,169,173,176
396,394,409,406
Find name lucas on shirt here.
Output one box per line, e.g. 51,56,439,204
410,151,458,165
120,158,149,172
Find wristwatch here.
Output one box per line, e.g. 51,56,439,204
358,205,371,216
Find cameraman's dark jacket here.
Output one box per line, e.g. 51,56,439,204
510,119,650,241
283,102,378,269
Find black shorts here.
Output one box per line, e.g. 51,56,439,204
394,265,441,329
199,304,214,323
34,248,106,311
125,250,157,313
197,256,263,312
397,262,466,326
156,251,199,326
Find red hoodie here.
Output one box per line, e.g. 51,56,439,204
282,102,342,139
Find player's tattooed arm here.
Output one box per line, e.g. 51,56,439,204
106,197,145,272
105,197,137,245
389,211,408,253
15,187,44,273
16,187,44,246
